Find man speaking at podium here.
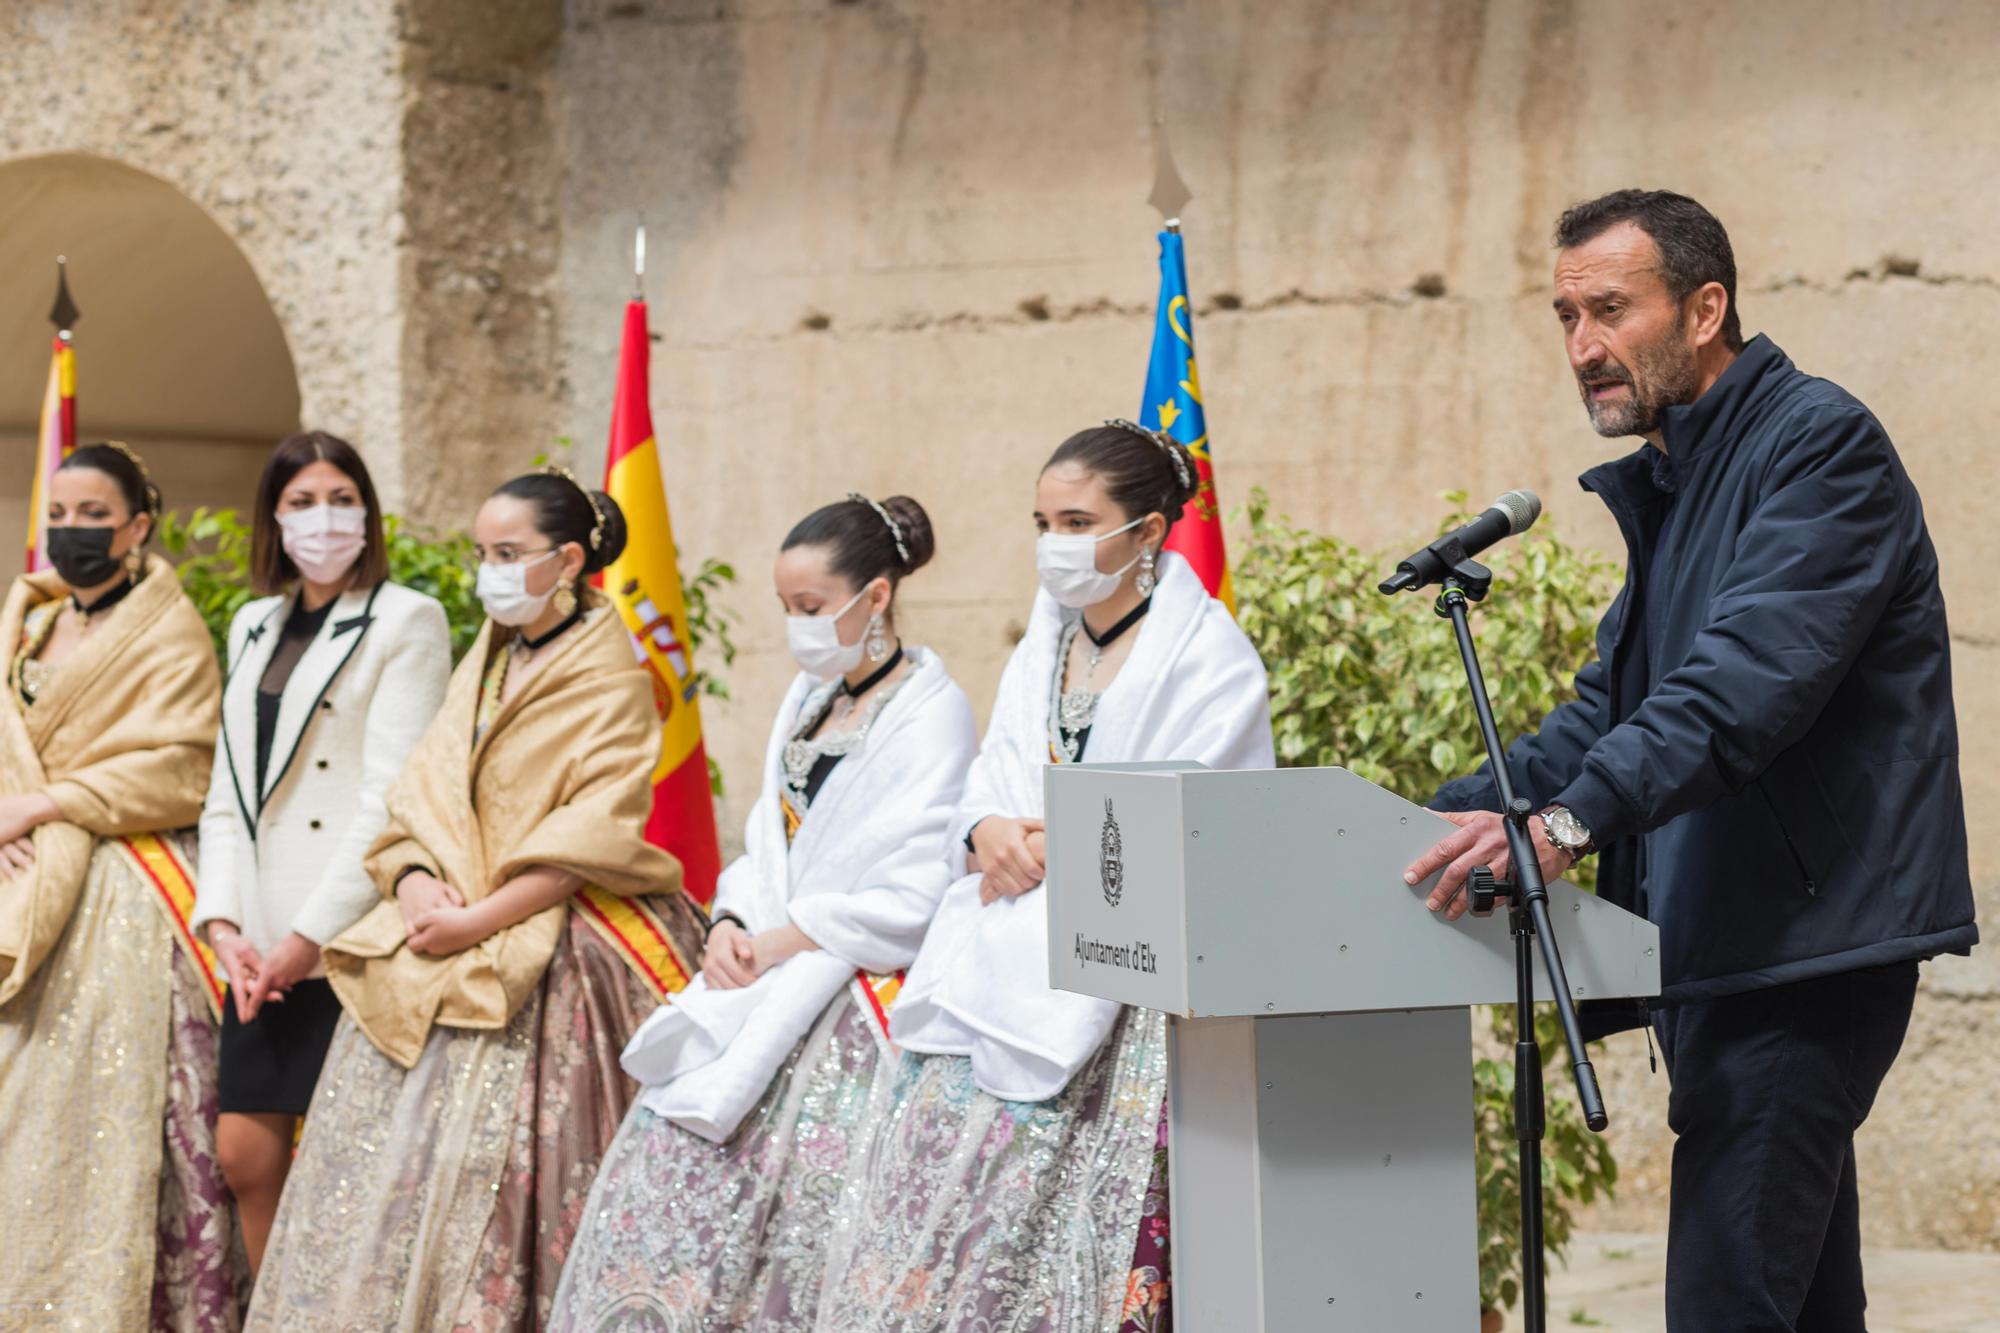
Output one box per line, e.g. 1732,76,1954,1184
1403,190,1976,1333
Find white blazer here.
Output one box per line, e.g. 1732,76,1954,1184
193,580,451,955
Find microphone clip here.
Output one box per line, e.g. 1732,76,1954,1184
1432,560,1493,618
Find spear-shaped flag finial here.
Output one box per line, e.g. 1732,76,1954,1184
1148,118,1192,232
49,256,79,340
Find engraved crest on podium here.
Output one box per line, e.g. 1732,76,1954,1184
1099,796,1124,907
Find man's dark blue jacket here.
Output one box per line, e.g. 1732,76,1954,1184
1434,335,1976,1004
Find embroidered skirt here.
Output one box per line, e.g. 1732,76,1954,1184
551,987,894,1331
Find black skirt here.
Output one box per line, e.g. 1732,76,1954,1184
218,977,345,1116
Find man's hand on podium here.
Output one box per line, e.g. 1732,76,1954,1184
969,816,1047,904
1404,809,1571,921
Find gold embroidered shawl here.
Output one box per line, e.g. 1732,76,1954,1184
0,555,221,1005
326,596,685,1067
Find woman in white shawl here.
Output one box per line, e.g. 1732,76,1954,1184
819,423,1275,1333
551,493,977,1332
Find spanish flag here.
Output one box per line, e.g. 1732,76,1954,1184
599,300,722,905
24,334,76,574
1140,228,1234,613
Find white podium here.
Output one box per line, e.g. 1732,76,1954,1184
1044,762,1660,1332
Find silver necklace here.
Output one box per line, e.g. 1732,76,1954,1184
1050,617,1099,763
781,670,907,813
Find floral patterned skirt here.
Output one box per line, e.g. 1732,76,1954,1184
0,835,247,1332
815,1005,1173,1333
248,901,702,1333
550,987,893,1332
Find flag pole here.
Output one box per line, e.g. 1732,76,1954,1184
633,217,646,301
1149,118,1192,235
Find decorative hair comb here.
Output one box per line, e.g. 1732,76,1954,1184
541,464,605,550
1104,418,1194,490
848,492,910,566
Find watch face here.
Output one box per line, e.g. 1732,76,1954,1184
1548,808,1587,848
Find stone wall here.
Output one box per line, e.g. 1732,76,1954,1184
548,0,2000,1249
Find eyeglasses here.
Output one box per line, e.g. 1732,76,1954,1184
467,545,556,570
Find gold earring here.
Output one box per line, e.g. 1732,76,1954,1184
125,547,143,580
553,577,577,618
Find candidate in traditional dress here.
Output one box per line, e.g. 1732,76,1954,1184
193,432,452,1274
551,493,978,1331
246,470,706,1332
0,443,237,1331
818,423,1275,1333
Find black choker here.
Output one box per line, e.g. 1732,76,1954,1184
842,646,905,698
1082,597,1151,650
517,605,584,652
71,577,136,618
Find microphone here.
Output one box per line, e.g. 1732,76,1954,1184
1377,490,1543,594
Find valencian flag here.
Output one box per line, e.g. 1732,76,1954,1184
600,300,722,905
1139,228,1234,612
26,263,79,573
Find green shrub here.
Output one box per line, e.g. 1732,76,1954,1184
1233,486,1623,1314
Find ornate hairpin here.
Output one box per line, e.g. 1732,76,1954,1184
1104,418,1194,490
541,464,605,550
848,492,910,566
102,439,162,513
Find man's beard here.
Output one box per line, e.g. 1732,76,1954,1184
1578,335,1699,438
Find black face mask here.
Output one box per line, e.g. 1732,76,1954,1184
45,526,125,590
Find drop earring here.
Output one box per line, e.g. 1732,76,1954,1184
553,576,577,618
865,613,890,663
1135,547,1158,597
125,547,143,581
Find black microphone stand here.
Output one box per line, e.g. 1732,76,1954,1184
1423,558,1608,1333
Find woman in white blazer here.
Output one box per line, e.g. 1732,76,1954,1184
192,431,452,1274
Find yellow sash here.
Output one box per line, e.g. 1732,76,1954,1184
115,833,224,1022
571,886,694,1003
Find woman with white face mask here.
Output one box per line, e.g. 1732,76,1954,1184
248,468,706,1331
551,493,977,1331
192,430,452,1274
817,423,1276,1333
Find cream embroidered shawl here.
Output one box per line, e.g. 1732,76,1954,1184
326,598,685,1067
0,555,221,1005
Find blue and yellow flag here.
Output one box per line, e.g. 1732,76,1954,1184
1140,229,1233,612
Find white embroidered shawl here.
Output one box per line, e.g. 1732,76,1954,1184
890,554,1275,1101
622,646,977,1141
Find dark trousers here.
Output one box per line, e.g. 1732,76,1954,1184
1654,962,1919,1333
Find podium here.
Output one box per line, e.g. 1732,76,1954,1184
1044,762,1660,1332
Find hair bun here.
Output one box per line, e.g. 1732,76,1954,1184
880,495,936,573
585,490,628,572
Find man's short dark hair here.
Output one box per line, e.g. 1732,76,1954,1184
1555,189,1743,351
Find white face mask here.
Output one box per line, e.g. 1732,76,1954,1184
786,586,872,680
1035,516,1145,609
476,550,560,627
278,504,368,586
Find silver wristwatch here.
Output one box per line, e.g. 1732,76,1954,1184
1541,805,1594,861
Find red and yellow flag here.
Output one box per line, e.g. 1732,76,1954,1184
599,300,722,905
24,335,76,573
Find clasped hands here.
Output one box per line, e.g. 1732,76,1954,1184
968,815,1045,905
208,925,319,1024
702,921,818,990
1401,809,1573,922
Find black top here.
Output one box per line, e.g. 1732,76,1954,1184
255,597,335,793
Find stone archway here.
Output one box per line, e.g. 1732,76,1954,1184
0,152,301,577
